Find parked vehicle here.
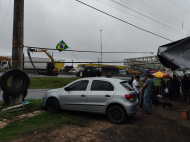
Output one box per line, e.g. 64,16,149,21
42,77,139,124
101,66,119,74
76,65,102,78
60,66,73,72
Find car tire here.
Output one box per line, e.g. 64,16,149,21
47,98,60,113
97,70,102,77
0,69,30,97
107,105,127,124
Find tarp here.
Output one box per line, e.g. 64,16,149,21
157,37,190,70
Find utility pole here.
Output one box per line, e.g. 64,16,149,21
100,29,103,67
98,58,100,67
10,0,24,106
72,60,73,66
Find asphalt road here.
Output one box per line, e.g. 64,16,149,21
0,72,131,79
0,89,49,101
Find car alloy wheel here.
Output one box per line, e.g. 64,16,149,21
107,105,127,124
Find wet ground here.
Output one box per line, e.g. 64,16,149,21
12,97,190,142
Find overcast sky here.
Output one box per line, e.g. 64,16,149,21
0,0,190,66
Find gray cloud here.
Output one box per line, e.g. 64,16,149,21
0,0,190,66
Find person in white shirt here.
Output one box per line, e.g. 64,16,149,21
132,76,142,100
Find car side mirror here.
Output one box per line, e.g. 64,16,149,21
64,87,69,91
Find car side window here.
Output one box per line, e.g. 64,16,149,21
91,80,114,91
68,80,89,91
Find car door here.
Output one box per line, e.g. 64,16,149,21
62,80,89,111
87,80,115,112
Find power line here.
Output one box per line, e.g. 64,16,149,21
25,45,155,54
95,0,186,36
76,0,173,41
110,0,186,35
184,0,190,4
167,0,190,13
134,0,190,28
0,0,11,39
121,0,189,30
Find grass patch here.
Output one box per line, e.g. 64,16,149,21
0,100,43,121
29,77,77,89
0,111,85,142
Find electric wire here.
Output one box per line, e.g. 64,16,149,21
25,45,155,54
134,0,190,29
121,0,188,30
110,0,186,35
167,0,190,13
76,0,173,41
0,0,11,39
95,0,186,36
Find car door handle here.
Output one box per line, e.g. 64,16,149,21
81,94,86,97
105,94,111,97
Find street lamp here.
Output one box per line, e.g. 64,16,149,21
100,29,103,66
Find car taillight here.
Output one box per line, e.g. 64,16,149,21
125,95,134,100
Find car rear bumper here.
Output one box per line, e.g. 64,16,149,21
123,100,139,115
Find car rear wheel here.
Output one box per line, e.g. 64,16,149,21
47,98,60,113
107,105,127,124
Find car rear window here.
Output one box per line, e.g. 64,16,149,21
91,80,114,91
120,81,134,91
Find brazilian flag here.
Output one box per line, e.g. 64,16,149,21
56,40,69,52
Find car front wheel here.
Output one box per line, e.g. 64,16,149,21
47,98,60,113
107,105,127,124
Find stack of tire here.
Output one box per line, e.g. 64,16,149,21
0,69,30,105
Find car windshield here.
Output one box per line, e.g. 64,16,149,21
120,81,133,91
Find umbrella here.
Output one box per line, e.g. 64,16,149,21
152,71,169,78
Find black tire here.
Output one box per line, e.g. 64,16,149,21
107,105,127,124
47,98,60,113
0,69,30,97
97,70,102,77
2,90,28,105
2,93,10,105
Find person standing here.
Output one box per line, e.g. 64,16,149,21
173,75,180,100
167,77,174,101
143,74,154,114
139,77,147,109
181,75,189,100
160,78,166,98
132,76,142,100
128,76,134,87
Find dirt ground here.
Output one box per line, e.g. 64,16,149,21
12,98,190,142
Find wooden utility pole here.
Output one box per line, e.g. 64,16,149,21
10,0,24,106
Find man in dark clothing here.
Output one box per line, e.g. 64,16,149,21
181,75,189,100
160,78,166,98
139,78,147,109
173,75,180,100
128,76,134,87
167,77,174,101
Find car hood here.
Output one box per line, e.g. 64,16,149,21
47,88,61,93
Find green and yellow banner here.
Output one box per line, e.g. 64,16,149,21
56,40,69,52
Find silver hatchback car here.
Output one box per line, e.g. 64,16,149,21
43,77,139,124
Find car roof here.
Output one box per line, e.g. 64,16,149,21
79,77,126,83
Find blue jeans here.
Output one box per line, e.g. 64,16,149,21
144,93,152,113
139,90,144,107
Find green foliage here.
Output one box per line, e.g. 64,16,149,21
0,112,84,142
0,100,43,121
29,77,77,89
